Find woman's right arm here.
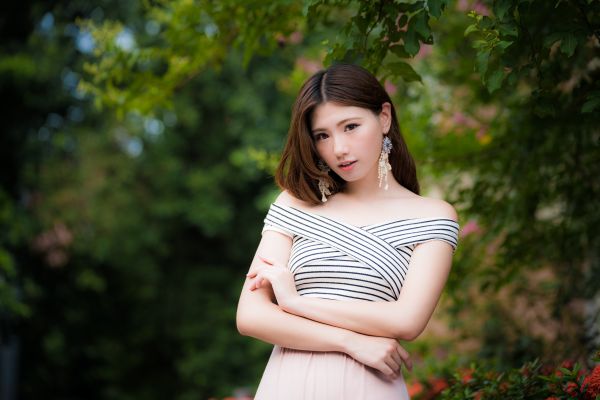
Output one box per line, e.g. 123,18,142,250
236,229,412,378
237,229,353,352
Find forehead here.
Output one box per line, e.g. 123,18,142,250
310,102,373,128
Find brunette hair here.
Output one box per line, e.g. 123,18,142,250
275,63,420,205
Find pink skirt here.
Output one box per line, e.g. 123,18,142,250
254,345,410,400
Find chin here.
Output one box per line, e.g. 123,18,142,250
337,173,366,183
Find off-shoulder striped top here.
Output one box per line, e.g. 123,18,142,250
261,203,460,302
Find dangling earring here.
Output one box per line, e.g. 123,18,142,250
317,160,332,202
378,135,393,190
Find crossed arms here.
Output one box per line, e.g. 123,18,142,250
237,210,457,379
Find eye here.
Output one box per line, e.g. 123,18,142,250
345,123,359,131
314,132,328,141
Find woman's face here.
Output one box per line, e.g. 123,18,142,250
310,101,391,183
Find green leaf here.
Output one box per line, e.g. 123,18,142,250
559,32,577,57
427,0,447,18
486,68,504,93
507,70,518,86
464,24,479,37
497,40,513,50
389,44,410,58
479,16,494,29
493,0,512,19
404,29,420,56
476,49,490,76
498,22,518,37
386,61,422,83
353,15,368,34
543,32,562,48
303,0,325,18
472,39,488,49
582,96,600,113
412,11,431,40
398,14,408,28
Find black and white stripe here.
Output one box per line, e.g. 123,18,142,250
261,203,460,302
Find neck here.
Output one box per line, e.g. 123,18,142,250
342,165,401,200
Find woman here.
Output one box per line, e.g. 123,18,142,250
236,63,460,399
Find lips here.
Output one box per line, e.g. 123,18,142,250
338,160,357,171
338,160,357,168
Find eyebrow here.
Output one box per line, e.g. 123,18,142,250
311,117,363,134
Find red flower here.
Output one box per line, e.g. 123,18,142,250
407,381,424,397
429,377,449,394
545,397,559,400
461,368,474,384
540,364,554,376
582,365,600,400
564,381,579,397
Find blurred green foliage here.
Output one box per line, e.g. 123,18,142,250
404,0,600,368
1,0,598,399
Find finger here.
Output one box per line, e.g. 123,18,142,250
252,273,271,290
377,364,395,381
250,276,261,290
246,265,263,278
385,355,401,374
390,351,402,371
396,346,412,371
248,277,256,291
247,273,264,291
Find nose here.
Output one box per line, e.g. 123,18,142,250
332,134,349,158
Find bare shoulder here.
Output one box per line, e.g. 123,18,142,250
274,190,312,209
412,196,458,222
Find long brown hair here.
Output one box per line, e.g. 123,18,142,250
275,63,420,205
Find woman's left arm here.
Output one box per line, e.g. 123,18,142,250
248,239,455,341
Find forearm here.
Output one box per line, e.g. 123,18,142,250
237,299,358,353
282,296,417,340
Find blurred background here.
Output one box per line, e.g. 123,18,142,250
1,0,598,399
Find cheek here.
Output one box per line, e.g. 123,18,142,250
315,142,333,160
357,131,382,157
314,143,326,159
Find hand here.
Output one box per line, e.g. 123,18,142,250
247,255,299,309
343,332,412,381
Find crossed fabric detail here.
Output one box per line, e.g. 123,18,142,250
264,204,426,299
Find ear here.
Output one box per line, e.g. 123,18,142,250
380,102,392,133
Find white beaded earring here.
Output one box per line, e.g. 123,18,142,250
317,160,332,202
378,135,393,190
